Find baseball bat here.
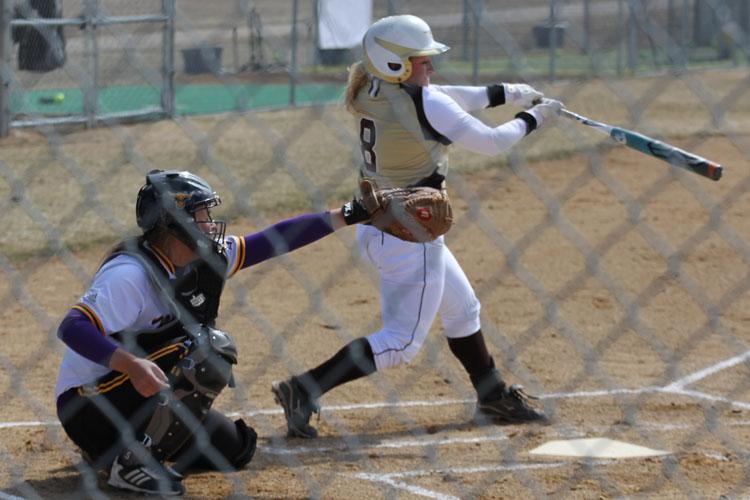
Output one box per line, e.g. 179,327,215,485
560,109,723,181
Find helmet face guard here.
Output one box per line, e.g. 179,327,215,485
136,170,226,256
185,195,227,254
363,15,449,83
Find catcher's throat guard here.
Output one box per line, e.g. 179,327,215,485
359,179,453,242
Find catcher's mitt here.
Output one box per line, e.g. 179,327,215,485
359,179,453,242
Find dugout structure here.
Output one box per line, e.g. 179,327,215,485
1,0,748,136
0,0,175,135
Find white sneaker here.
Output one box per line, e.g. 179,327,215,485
108,451,185,496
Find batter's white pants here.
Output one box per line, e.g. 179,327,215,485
357,224,481,371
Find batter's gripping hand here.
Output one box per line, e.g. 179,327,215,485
525,98,564,128
359,179,453,243
503,83,543,109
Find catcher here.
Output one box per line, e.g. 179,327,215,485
272,14,563,439
54,170,376,495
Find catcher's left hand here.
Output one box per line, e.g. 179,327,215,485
356,179,453,242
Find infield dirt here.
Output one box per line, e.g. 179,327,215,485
0,68,748,498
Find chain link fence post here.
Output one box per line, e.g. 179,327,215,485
0,0,10,137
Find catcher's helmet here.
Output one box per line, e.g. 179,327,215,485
362,15,449,84
136,170,226,254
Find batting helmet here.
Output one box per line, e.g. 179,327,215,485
362,15,449,84
136,170,226,254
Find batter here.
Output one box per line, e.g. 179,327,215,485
273,15,563,438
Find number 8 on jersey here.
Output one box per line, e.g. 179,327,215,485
360,118,377,172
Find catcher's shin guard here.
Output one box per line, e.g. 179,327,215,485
143,327,238,461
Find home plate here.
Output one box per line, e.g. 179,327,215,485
529,438,669,458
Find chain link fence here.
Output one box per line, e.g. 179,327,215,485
3,0,749,130
1,0,749,498
1,0,174,132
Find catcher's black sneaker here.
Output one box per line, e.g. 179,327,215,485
108,450,185,496
475,384,548,424
272,376,320,438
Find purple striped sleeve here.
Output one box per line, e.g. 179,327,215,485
58,309,119,367
241,211,335,268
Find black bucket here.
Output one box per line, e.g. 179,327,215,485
532,24,566,48
182,46,223,74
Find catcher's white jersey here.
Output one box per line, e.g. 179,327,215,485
54,236,244,398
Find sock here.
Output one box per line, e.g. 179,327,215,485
447,330,505,400
447,330,494,376
299,337,376,398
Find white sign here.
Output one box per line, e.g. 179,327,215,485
318,0,372,49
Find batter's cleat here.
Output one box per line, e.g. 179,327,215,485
272,376,320,438
108,450,185,496
475,384,548,424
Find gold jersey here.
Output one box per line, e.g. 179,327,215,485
351,79,451,189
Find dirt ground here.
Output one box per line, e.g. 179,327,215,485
0,68,749,498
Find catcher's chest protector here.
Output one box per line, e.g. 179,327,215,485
172,259,226,326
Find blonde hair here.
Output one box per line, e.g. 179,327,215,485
344,62,370,114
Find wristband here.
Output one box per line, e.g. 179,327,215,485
342,199,370,225
486,84,506,108
515,111,538,136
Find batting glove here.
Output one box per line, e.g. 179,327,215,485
503,83,544,109
515,98,564,134
529,98,564,126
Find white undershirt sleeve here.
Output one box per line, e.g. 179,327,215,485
423,86,528,156
430,85,490,112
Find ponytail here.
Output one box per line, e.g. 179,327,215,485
344,62,370,114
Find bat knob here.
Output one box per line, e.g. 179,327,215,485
708,164,723,181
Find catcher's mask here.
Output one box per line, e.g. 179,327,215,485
362,15,449,83
136,170,226,255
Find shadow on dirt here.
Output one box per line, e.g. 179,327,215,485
6,463,114,499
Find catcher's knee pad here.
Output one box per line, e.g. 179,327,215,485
144,327,237,461
172,414,257,472
229,418,257,469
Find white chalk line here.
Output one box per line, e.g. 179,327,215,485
5,349,746,431
665,349,750,390
4,386,749,430
360,476,459,500
262,433,508,455
3,351,748,498
262,417,750,456
357,460,606,480
0,421,56,429
354,460,611,500
227,398,470,418
340,349,750,500
668,387,750,409
0,492,25,500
